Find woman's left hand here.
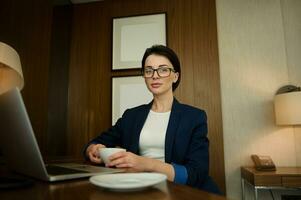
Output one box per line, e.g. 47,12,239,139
106,151,152,172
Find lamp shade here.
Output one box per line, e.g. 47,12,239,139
274,91,301,125
0,42,24,94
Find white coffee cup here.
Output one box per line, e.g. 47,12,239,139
99,148,126,164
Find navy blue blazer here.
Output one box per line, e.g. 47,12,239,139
85,98,221,194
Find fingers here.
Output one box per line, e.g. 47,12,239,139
87,144,105,164
105,152,144,172
89,151,101,164
115,163,133,168
107,152,131,167
106,156,129,167
109,151,127,160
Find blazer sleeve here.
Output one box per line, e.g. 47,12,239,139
171,109,213,189
182,110,221,194
185,110,210,187
82,109,129,157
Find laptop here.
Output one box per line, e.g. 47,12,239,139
0,88,122,182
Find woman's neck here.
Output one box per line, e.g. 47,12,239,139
151,91,174,112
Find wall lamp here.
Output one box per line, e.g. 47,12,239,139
274,85,301,126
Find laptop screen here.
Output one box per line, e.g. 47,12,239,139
0,88,49,180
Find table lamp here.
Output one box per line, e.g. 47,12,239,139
274,85,301,125
0,42,24,94
0,42,32,189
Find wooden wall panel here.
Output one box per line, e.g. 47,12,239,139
0,0,52,155
68,0,225,193
67,2,113,155
67,4,94,155
47,5,73,156
67,0,167,156
166,0,224,191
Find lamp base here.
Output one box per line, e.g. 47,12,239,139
0,176,34,189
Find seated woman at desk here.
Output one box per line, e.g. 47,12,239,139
84,45,220,194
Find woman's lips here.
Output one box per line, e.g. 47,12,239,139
151,83,162,88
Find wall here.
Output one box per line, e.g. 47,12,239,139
47,5,73,156
67,0,225,192
216,0,301,199
0,0,52,155
281,0,301,166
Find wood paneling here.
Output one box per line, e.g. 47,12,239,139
166,0,224,191
0,0,52,155
68,0,225,193
47,5,73,156
67,2,112,156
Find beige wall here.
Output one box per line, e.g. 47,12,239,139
216,0,301,199
281,0,301,166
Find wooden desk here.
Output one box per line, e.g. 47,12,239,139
241,167,301,200
0,158,226,200
0,177,227,200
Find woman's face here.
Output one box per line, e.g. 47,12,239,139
143,54,179,96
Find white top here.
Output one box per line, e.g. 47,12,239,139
139,110,171,162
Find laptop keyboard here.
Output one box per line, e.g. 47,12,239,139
46,165,89,175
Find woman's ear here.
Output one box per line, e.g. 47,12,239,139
173,72,179,83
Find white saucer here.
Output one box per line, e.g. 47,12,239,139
89,172,167,191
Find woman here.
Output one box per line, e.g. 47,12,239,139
84,45,220,194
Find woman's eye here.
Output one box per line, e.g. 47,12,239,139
160,68,169,72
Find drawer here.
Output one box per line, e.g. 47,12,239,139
282,177,301,187
254,176,282,186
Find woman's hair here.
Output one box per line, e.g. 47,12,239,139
141,45,181,91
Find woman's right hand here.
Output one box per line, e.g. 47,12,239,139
86,144,106,164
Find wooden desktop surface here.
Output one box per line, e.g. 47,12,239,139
0,178,227,200
241,166,301,187
0,159,227,200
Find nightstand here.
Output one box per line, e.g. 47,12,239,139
241,167,301,200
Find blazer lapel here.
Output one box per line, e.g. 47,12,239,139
130,102,152,154
165,98,181,163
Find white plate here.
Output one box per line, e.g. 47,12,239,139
89,172,167,191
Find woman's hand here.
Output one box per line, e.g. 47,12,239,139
107,151,175,181
106,151,152,172
86,144,106,164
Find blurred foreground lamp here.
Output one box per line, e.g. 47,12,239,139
274,85,301,125
0,42,24,94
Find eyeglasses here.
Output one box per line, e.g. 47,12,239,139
142,66,175,78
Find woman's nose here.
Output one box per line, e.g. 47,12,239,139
152,70,160,79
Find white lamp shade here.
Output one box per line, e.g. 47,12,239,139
274,91,301,125
0,42,24,93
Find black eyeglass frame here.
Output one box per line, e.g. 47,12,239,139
141,66,176,78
